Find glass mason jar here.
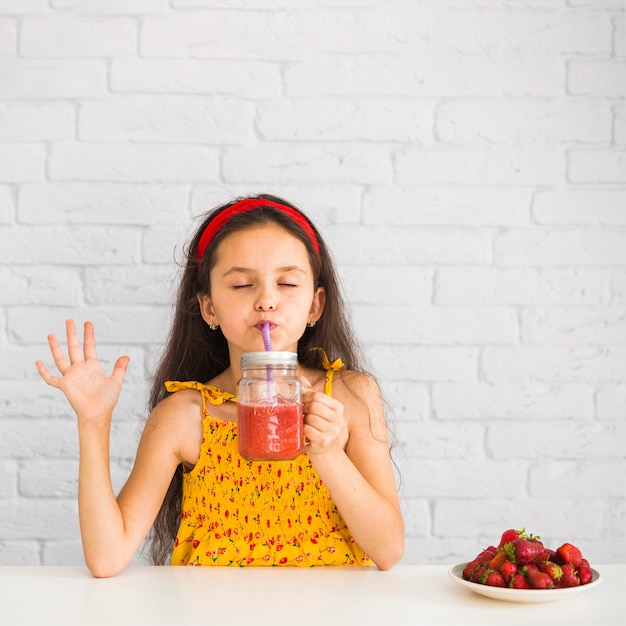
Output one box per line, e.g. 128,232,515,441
237,351,303,461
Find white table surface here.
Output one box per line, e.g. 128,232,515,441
1,564,624,626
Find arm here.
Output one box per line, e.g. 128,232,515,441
36,321,194,577
302,372,404,570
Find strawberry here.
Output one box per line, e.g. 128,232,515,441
525,564,554,589
482,570,506,588
538,560,563,584
488,551,509,572
558,563,580,588
578,559,593,585
498,528,524,548
555,543,583,568
513,535,545,566
510,573,530,589
463,546,497,580
537,547,556,562
470,564,489,584
500,560,517,584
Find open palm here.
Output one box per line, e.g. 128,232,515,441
36,320,129,424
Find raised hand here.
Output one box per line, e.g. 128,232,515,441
36,320,130,426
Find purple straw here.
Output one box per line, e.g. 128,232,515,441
261,322,272,352
261,322,274,391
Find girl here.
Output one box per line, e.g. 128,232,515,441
36,195,404,577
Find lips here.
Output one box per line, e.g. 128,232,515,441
255,321,276,331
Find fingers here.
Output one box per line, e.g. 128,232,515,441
111,356,130,384
65,319,83,364
35,359,60,388
82,320,98,361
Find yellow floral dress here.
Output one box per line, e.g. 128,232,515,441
166,354,372,567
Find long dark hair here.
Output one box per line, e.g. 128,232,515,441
146,194,365,565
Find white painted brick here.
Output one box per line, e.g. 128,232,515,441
615,13,626,56
0,382,82,419
613,270,626,304
257,99,435,143
432,383,594,420
522,307,626,345
41,541,84,566
51,0,169,12
111,59,281,97
0,19,16,55
0,499,79,540
84,265,177,305
533,187,626,225
325,226,492,266
367,346,479,382
0,144,45,182
222,145,392,184
436,268,610,306
0,0,47,12
19,183,190,225
399,499,431,538
0,102,74,141
0,420,76,460
569,0,626,7
433,499,605,542
19,460,78,498
395,148,565,185
482,346,626,382
403,459,526,498
0,266,82,306
80,96,255,144
529,461,624,498
436,99,612,144
363,186,531,227
569,149,626,183
0,541,41,566
21,17,136,58
0,226,140,265
49,143,220,183
142,224,192,264
597,384,626,421
568,60,626,97
0,185,13,223
0,59,106,99
0,462,17,498
9,306,169,345
396,421,485,459
380,381,431,423
616,104,626,144
190,184,362,225
495,229,626,266
489,421,626,461
352,305,518,345
340,267,432,305
285,56,564,97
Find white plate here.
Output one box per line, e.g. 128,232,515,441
448,562,602,603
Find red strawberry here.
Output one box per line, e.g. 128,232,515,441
510,573,530,589
513,535,545,566
538,560,563,584
537,547,556,562
498,528,524,548
578,559,593,585
525,564,554,589
482,570,506,587
470,564,489,583
463,546,497,580
555,543,583,568
558,563,580,588
500,560,517,584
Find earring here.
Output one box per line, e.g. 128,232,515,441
307,319,316,328
209,322,219,331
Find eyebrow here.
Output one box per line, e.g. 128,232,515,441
222,265,307,277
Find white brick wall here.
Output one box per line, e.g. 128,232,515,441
0,0,624,568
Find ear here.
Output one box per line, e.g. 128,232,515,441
197,294,218,327
309,286,325,323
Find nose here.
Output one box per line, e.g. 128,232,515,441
255,286,276,312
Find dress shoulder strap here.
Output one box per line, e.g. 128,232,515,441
311,348,344,397
164,380,236,418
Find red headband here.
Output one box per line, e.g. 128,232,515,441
196,198,320,264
